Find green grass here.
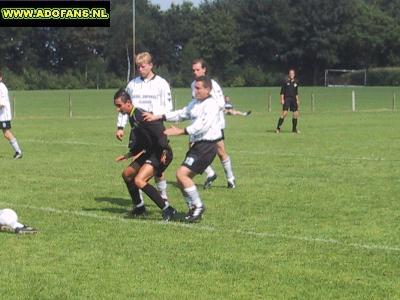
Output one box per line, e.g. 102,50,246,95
0,87,399,299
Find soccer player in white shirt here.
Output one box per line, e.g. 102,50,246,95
144,76,221,222
114,52,173,212
0,71,22,159
191,59,236,189
0,208,37,234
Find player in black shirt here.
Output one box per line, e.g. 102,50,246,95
113,88,176,221
276,69,300,133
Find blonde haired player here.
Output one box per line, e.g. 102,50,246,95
114,52,173,215
0,208,37,234
0,70,23,159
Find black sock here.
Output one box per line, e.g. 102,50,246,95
125,182,142,206
142,184,168,210
292,118,298,131
277,117,284,129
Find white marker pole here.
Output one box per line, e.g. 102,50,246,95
352,90,356,112
69,94,72,118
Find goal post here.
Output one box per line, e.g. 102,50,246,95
324,69,367,87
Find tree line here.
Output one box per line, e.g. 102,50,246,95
0,0,399,89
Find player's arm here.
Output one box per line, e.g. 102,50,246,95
160,80,173,112
211,80,225,110
143,105,190,123
116,113,128,141
280,84,285,105
0,87,6,107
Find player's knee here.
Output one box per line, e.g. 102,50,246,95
122,170,132,183
176,168,186,183
134,176,146,189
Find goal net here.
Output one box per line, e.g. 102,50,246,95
324,69,367,87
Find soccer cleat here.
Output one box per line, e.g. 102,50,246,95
162,206,177,222
127,205,147,218
13,152,23,159
227,179,236,189
246,110,252,116
292,129,300,134
15,225,38,234
185,205,205,223
203,174,217,189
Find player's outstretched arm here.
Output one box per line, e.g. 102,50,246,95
143,112,162,122
164,125,185,136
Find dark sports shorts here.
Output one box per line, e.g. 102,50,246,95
282,98,298,112
182,141,217,174
0,121,11,130
131,147,173,177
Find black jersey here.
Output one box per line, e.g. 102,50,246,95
280,79,299,99
127,107,169,156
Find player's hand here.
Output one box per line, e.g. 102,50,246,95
143,112,159,122
164,125,184,136
115,155,126,162
115,129,124,141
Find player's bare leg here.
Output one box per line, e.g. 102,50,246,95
216,140,235,188
2,129,22,159
176,166,205,222
135,164,176,221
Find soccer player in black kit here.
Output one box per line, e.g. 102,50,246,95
276,69,300,133
113,88,176,221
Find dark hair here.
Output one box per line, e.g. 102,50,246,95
195,76,212,89
192,58,208,74
113,88,131,103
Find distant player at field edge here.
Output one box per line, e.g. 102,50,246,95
276,69,300,133
0,70,23,159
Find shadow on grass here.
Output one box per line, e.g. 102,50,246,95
167,180,227,190
82,207,128,214
95,197,130,207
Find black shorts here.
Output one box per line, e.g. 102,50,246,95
182,141,217,174
282,98,298,112
0,121,11,130
131,147,173,177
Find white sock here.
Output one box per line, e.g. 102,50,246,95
221,157,235,182
12,222,24,230
183,186,203,207
156,179,168,199
9,138,22,154
204,166,215,178
136,190,144,207
182,191,192,207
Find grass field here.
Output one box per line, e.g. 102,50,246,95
0,86,399,299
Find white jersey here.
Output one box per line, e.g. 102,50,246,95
0,82,12,122
165,96,222,143
117,74,173,128
191,79,225,129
